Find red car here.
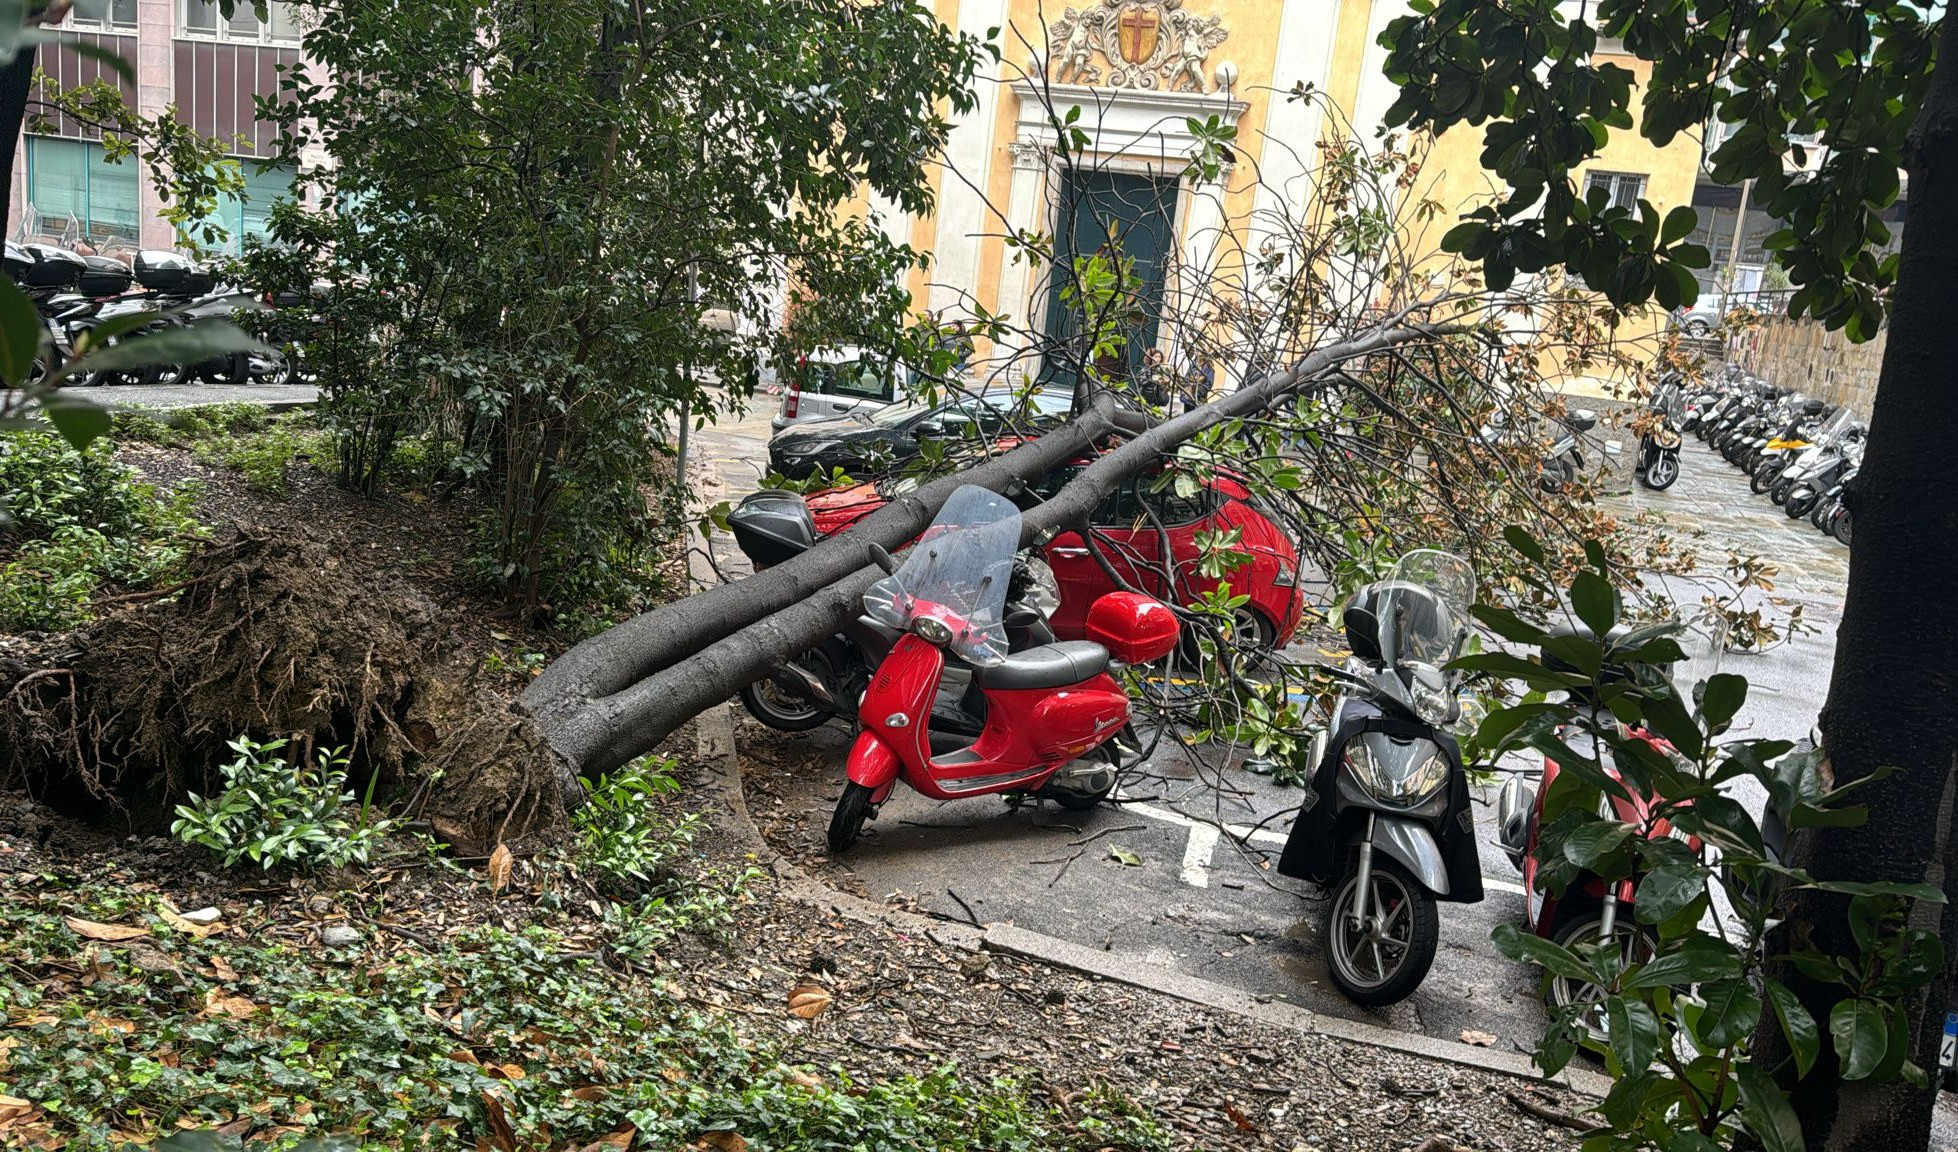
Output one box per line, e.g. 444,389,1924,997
807,463,1306,648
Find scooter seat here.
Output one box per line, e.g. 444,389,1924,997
975,641,1110,690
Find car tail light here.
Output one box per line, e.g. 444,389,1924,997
783,389,799,419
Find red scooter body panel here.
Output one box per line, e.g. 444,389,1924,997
852,635,1137,803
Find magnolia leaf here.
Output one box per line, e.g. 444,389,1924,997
1764,979,1820,1078
38,391,112,450
1605,995,1660,1075
0,277,40,385
64,916,150,942
786,983,832,1019
487,842,514,895
1736,1063,1805,1152
1693,978,1762,1050
1830,997,1889,1080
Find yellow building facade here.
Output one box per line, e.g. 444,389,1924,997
866,0,1703,387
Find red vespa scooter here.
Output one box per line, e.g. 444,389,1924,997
829,485,1179,852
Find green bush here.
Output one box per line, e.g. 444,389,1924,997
170,735,392,871
0,432,203,631
113,402,272,448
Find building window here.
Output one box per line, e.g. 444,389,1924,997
22,137,140,245
192,162,297,253
1585,170,1648,211
180,0,301,45
64,0,138,32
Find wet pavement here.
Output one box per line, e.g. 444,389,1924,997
687,399,1889,1082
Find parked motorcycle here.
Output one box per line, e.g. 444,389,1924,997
1777,411,1862,516
828,485,1178,852
725,488,1061,732
1480,408,1601,493
1635,375,1683,491
1494,611,1724,1036
1277,550,1484,1006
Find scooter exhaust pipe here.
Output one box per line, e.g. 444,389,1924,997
768,662,836,708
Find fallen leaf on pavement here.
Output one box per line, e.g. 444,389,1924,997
786,983,831,1019
64,917,149,942
1108,845,1143,867
487,843,513,895
1459,1029,1499,1047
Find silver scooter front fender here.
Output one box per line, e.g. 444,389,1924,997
1372,815,1450,897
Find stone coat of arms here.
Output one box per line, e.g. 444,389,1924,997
1048,0,1230,92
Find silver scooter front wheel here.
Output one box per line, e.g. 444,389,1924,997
1323,855,1439,1006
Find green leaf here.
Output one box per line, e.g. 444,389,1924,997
61,321,267,381
1569,570,1618,635
1502,524,1546,565
38,390,112,450
1764,978,1820,1078
1492,921,1597,983
1736,1062,1806,1152
1605,995,1659,1075
1108,845,1143,867
1624,935,1743,988
1660,205,1699,246
1634,860,1705,925
1830,997,1889,1080
1697,673,1747,729
0,277,42,385
1692,977,1762,1049
1563,820,1636,869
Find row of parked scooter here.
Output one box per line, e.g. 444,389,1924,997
1681,372,1861,547
2,240,295,388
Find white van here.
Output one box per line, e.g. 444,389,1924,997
772,345,903,431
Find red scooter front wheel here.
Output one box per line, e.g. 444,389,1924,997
828,781,878,854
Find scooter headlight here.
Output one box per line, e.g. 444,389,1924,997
1345,740,1450,806
1403,662,1457,725
911,616,954,645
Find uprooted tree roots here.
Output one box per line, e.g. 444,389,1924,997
0,528,569,854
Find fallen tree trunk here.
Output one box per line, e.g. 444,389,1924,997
526,318,1454,776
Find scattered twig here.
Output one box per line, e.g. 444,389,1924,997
1067,823,1145,847
1504,1090,1604,1133
945,888,982,927
1042,849,1084,888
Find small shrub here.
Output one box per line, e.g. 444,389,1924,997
0,432,204,631
171,735,393,870
573,756,692,893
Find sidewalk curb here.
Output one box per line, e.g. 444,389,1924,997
693,698,1611,1098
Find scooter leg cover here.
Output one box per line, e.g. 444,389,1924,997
845,732,901,804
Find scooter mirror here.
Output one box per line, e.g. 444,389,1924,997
867,542,900,574
1342,604,1384,664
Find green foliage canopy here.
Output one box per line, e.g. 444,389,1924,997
1378,0,1939,340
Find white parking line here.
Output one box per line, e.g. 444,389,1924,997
1118,795,1529,896
1179,823,1220,887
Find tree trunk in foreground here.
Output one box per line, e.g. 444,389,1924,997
0,43,35,231
524,320,1447,776
1754,14,1958,1150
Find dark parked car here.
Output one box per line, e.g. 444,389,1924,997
768,387,1073,480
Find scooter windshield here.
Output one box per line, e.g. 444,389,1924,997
862,485,1020,666
1375,550,1475,668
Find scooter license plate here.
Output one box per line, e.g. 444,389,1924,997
1941,1011,1957,1071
